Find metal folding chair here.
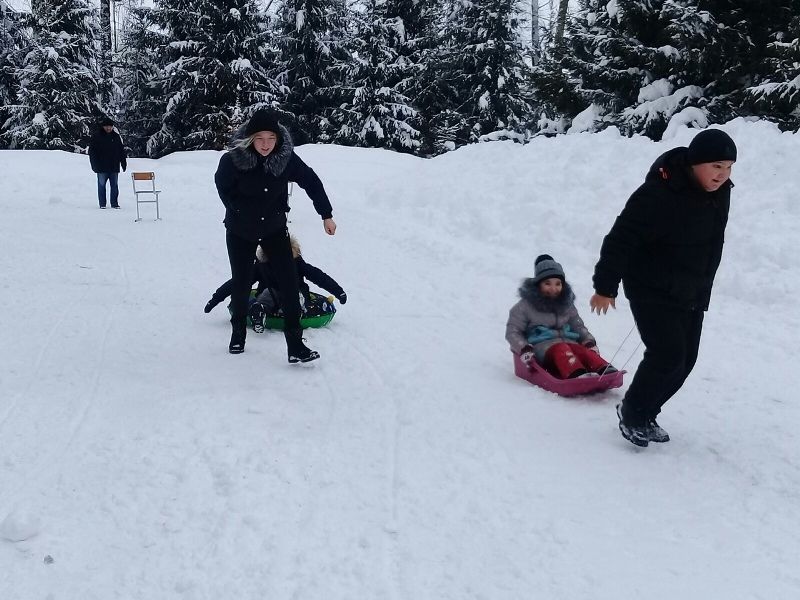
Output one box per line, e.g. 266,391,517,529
131,172,161,221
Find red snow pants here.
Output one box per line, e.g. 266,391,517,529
542,342,610,379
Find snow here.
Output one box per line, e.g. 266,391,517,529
0,509,41,542
748,74,800,98
623,85,704,130
478,90,490,110
663,106,709,139
230,57,252,72
567,102,604,133
606,0,619,21
658,44,680,59
637,78,673,103
1,120,799,599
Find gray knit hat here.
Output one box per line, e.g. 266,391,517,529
532,254,565,285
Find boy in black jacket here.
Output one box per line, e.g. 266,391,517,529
590,129,736,447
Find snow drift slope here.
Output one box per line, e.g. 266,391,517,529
1,119,798,599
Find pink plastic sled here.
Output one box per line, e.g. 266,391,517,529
513,352,625,397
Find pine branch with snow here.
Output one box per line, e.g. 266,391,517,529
5,0,103,151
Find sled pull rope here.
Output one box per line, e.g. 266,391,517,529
598,325,642,377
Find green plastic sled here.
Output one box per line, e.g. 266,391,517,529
229,290,336,331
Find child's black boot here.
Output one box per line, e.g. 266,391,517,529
249,302,266,333
205,295,222,313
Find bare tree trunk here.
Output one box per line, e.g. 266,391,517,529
531,0,539,64
99,0,112,107
554,0,568,52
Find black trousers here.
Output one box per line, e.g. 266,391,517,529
622,301,705,424
226,229,302,348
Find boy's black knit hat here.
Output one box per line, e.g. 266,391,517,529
687,129,737,165
244,109,281,136
100,117,114,126
532,254,565,285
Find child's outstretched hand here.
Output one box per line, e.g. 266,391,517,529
590,294,616,315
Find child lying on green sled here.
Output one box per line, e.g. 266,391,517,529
206,235,346,332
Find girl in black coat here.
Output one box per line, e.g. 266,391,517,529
590,129,736,447
214,110,337,361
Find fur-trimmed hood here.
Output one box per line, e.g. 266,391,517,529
519,278,576,313
228,123,295,177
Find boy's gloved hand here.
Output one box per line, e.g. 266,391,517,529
337,292,347,305
520,345,535,364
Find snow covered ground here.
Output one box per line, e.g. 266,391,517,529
1,119,799,599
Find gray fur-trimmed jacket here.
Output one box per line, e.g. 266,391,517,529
505,280,596,362
214,124,333,242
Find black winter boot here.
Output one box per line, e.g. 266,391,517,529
205,296,221,314
616,403,649,447
285,327,319,364
646,419,670,443
229,320,246,354
249,302,266,333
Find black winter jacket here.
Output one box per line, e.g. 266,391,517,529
214,125,333,242
88,129,127,173
593,147,731,311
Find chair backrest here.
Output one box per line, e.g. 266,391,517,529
132,171,156,192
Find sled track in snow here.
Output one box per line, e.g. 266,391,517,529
341,328,403,600
0,265,127,513
0,285,92,433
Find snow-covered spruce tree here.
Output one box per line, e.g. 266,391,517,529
115,6,167,157
736,1,800,130
433,0,533,147
6,0,103,151
272,0,352,144
0,2,26,148
384,0,440,154
557,0,742,139
146,0,283,157
331,0,420,151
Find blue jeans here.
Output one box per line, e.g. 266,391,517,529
97,172,119,207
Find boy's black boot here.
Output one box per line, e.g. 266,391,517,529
616,403,649,447
646,418,670,443
205,295,222,313
229,319,246,354
285,327,319,364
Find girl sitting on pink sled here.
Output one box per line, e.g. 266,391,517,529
506,254,617,379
